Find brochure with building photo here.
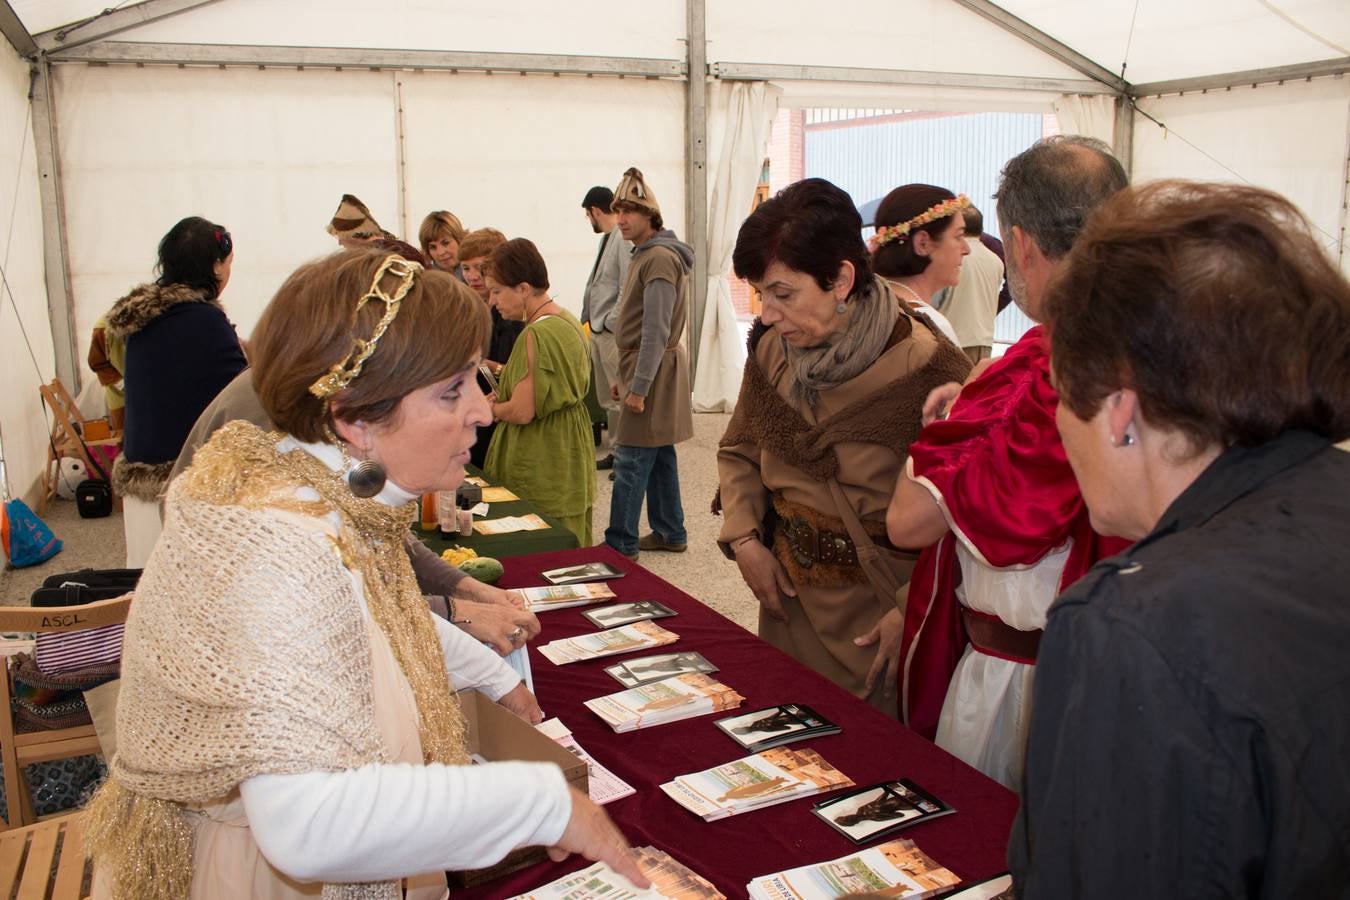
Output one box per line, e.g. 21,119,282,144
584,673,745,733
605,651,718,688
509,582,618,612
660,746,853,821
510,845,725,900
541,561,628,585
714,703,840,753
746,839,961,900
812,779,956,844
535,718,635,805
583,600,677,629
538,620,679,665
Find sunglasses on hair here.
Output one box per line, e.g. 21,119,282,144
213,229,233,258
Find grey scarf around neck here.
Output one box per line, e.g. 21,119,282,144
783,275,900,408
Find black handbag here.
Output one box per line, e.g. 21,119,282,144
75,478,112,518
31,567,142,607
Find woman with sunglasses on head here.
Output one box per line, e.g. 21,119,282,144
105,216,246,566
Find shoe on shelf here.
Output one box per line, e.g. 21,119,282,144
638,533,687,553
596,454,615,470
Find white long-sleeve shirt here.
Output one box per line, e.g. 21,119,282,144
239,439,572,883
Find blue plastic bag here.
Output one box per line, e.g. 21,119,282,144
1,498,63,567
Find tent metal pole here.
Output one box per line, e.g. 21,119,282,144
1114,95,1134,178
35,0,222,53
685,0,708,377
45,41,686,79
1130,58,1350,97
711,62,1115,96
29,57,79,390
0,0,37,58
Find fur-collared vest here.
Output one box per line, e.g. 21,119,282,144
105,282,247,501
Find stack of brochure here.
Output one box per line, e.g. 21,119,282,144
509,582,617,612
584,673,745,732
510,846,725,899
746,839,960,899
659,747,853,821
534,718,635,804
714,703,840,753
538,620,678,665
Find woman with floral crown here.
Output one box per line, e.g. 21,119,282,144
87,249,647,899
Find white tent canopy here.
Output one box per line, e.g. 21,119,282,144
1,0,1347,506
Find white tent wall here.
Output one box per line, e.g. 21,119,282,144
705,0,1085,79
1132,77,1350,273
0,41,57,507
54,63,399,363
398,71,687,320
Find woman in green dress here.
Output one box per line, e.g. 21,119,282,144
484,238,596,545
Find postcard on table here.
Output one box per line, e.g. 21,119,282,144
605,651,717,688
660,746,853,821
584,673,744,732
746,838,960,900
480,485,518,503
583,600,677,629
538,620,678,665
811,778,955,844
541,560,627,585
715,703,840,753
510,846,724,899
509,582,617,612
473,513,550,535
535,718,635,805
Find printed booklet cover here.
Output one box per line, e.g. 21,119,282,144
660,746,853,821
714,703,840,753
541,561,628,585
509,582,618,612
584,673,744,732
583,600,677,629
538,620,679,665
605,651,718,689
811,779,956,844
746,838,960,899
511,845,724,900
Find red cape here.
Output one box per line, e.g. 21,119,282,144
899,327,1130,737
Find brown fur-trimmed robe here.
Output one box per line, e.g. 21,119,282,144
716,310,971,718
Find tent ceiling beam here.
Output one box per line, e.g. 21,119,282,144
35,0,222,53
44,40,687,78
1130,57,1350,97
948,0,1127,94
0,0,36,58
711,62,1116,96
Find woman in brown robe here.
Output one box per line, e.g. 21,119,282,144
716,178,970,718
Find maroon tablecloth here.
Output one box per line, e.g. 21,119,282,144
464,546,1016,897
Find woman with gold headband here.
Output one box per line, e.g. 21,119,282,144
868,184,971,353
86,249,647,899
714,179,971,719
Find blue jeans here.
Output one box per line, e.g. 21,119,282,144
604,444,686,556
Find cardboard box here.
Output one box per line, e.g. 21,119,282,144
448,690,588,888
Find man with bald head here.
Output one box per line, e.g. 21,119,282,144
887,136,1132,790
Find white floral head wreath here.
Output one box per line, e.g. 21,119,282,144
868,194,971,253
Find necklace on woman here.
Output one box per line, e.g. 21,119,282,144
525,298,551,324
887,279,926,308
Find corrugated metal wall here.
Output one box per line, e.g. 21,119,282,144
804,111,1044,345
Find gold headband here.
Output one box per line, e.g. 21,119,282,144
309,254,421,400
869,194,971,252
